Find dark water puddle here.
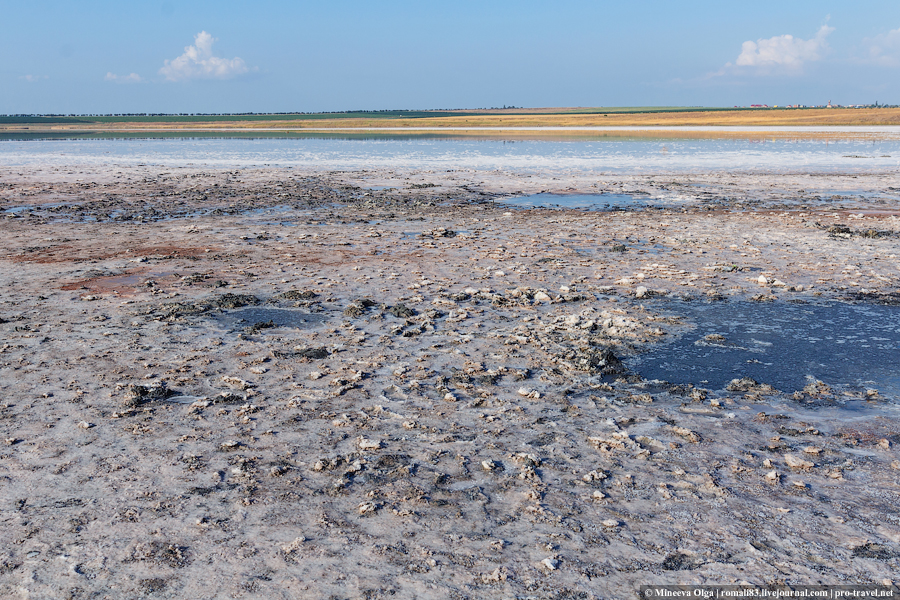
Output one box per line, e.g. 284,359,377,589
627,301,900,399
213,307,329,331
500,193,653,210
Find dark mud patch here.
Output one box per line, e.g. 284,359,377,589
149,293,259,320
844,290,900,306
213,293,260,309
819,222,898,240
273,346,329,360
626,301,900,398
275,289,318,301
123,382,175,408
852,543,896,559
387,303,416,318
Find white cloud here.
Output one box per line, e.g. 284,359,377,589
159,31,250,81
728,25,834,71
863,27,900,66
105,72,143,83
20,74,48,82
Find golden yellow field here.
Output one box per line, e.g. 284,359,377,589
4,107,900,138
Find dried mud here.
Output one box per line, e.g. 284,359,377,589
1,165,900,599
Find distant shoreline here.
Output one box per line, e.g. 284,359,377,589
3,107,900,136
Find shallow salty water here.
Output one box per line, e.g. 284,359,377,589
214,307,329,331
626,301,900,398
501,193,649,209
2,136,900,173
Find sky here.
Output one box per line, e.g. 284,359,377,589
3,0,900,114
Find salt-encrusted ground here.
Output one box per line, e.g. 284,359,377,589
1,165,899,599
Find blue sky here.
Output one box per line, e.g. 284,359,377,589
3,0,900,114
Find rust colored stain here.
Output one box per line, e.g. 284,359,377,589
60,268,155,293
61,267,226,296
59,269,188,297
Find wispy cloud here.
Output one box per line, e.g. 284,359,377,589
714,25,834,76
20,74,48,82
862,27,900,66
105,72,143,83
159,31,251,81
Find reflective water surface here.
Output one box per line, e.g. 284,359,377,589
626,301,900,399
2,136,899,173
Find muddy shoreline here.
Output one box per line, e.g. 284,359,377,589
1,164,899,599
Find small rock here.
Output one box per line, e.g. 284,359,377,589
784,454,814,470
673,426,701,443
757,275,769,285
481,460,499,471
540,558,559,571
765,470,780,484
513,453,541,467
602,519,620,528
635,286,649,299
480,568,508,583
726,377,776,395
357,437,382,451
357,501,378,515
222,376,253,390
878,439,891,450
582,470,607,483
77,421,94,429
281,537,307,553
803,446,822,455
